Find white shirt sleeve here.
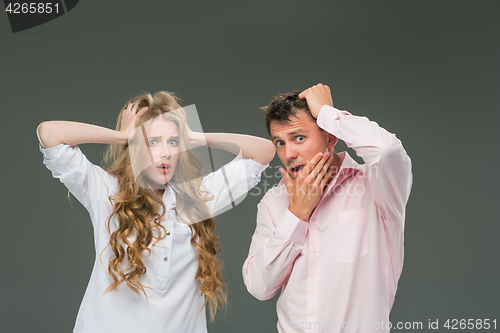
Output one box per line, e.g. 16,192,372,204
40,143,118,214
201,157,268,216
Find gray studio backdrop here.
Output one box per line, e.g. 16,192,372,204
1,1,499,332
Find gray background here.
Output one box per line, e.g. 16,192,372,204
1,0,499,332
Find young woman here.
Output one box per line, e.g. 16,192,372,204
37,91,275,333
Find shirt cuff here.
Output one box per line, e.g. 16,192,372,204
245,158,269,175
275,209,309,245
39,143,65,161
316,105,350,132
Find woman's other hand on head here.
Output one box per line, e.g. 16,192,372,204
187,127,205,147
120,103,149,141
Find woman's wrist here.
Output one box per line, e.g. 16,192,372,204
117,130,131,145
189,131,206,147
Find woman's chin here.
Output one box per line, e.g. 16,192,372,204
136,174,171,189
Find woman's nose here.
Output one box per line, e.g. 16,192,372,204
159,144,171,160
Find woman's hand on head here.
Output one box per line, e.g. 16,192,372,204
120,103,149,142
187,126,205,147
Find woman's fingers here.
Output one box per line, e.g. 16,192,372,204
132,103,140,114
137,106,149,117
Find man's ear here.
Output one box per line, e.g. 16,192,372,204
327,133,338,149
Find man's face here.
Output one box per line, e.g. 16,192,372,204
270,110,331,179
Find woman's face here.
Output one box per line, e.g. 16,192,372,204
139,118,180,188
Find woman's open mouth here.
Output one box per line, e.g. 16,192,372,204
157,163,171,174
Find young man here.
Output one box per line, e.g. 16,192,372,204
243,84,412,333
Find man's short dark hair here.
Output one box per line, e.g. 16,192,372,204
259,90,315,135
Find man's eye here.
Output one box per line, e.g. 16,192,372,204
168,140,178,146
276,141,284,147
296,136,305,143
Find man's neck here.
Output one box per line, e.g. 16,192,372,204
326,151,343,185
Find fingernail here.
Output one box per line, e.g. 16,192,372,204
329,155,333,160
318,153,323,157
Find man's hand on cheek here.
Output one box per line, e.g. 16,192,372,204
280,152,335,222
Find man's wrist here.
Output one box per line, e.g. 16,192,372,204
288,205,310,222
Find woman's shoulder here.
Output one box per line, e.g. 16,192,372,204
40,143,120,205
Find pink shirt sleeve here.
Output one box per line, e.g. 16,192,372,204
242,195,309,301
316,105,413,224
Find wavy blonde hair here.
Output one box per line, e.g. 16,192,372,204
103,91,227,321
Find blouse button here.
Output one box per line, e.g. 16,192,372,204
163,256,168,261
166,230,171,236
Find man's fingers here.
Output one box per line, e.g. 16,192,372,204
312,155,333,183
304,152,331,179
298,89,308,99
300,152,325,177
318,165,335,190
279,168,292,185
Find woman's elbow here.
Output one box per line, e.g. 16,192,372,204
37,121,58,149
256,141,276,165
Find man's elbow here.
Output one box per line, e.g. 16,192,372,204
245,282,276,301
242,268,278,301
379,136,411,168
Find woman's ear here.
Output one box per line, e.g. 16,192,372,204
327,133,338,149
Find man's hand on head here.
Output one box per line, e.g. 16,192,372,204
298,83,333,119
280,152,336,222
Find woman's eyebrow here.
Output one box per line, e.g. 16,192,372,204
147,135,179,140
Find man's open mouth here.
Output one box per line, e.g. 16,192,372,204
290,165,304,173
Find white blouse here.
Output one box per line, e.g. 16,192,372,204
40,143,267,333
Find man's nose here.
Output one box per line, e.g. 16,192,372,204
284,145,297,160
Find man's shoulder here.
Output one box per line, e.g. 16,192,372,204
259,181,289,206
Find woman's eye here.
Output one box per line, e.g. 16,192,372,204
168,140,178,146
149,139,158,146
296,136,305,143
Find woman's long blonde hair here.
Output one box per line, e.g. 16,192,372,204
103,91,227,321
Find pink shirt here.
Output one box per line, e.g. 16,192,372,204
243,105,412,333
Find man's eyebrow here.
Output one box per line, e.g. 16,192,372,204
271,130,307,142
